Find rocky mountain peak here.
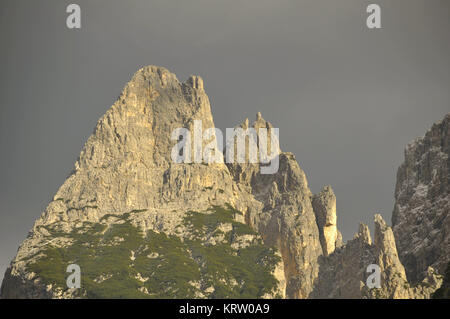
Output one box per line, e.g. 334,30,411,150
392,113,449,283
356,223,372,245
186,75,204,91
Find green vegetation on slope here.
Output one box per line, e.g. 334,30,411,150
183,206,279,298
27,206,281,298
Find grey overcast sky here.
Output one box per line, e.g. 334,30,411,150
1,0,449,284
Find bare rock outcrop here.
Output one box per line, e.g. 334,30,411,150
312,186,339,256
225,114,323,298
392,113,450,283
311,214,442,299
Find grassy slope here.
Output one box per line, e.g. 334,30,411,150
27,206,281,298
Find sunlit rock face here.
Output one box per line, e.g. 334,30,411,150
312,186,340,256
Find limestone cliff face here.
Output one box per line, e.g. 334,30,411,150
310,215,442,299
312,186,341,256
223,114,324,298
309,114,449,299
392,114,450,283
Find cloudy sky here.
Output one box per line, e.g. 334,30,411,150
1,0,449,284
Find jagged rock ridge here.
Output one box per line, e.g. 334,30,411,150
310,215,442,299
392,114,450,283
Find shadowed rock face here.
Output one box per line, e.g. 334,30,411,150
433,262,450,298
392,114,450,283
